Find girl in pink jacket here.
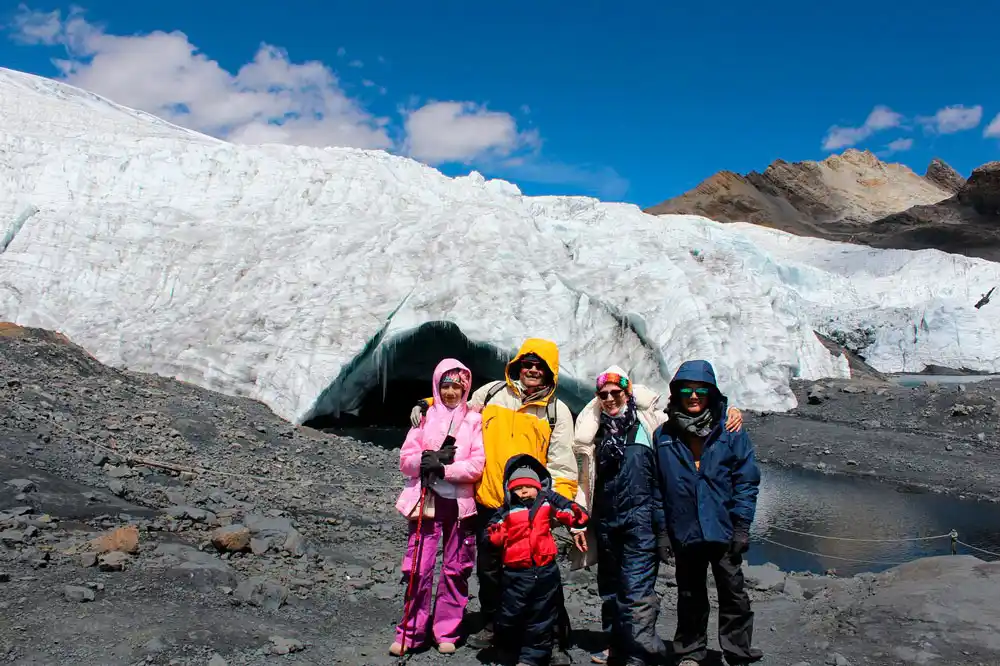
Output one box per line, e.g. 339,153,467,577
391,358,486,656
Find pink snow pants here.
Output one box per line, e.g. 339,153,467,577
395,497,477,647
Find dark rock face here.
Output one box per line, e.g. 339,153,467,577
925,157,966,194
870,161,1000,262
958,161,1000,216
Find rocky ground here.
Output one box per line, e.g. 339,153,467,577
2,325,1000,665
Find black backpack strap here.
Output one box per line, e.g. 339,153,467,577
627,422,642,443
482,381,506,407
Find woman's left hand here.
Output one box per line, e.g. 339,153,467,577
572,531,588,553
724,407,743,432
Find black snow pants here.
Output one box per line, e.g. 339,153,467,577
672,542,762,665
496,560,562,666
597,521,664,665
474,504,504,628
475,504,571,651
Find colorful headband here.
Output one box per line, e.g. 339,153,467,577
440,369,470,390
596,372,631,394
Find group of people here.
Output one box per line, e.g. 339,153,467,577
390,338,764,666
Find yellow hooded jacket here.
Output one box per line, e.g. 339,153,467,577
468,338,578,508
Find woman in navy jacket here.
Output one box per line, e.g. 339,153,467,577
652,360,763,666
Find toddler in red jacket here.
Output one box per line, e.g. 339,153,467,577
487,454,589,666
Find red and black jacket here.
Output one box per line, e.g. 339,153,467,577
487,453,589,569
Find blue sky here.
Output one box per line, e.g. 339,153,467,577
2,1,998,208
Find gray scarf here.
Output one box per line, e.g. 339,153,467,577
514,380,552,404
669,404,715,438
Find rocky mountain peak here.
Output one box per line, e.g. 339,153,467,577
925,158,967,194
646,149,952,233
957,161,1000,215
825,148,883,170
646,151,1000,261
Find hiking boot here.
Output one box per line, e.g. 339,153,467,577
677,659,699,666
551,647,572,665
724,648,764,666
591,649,609,664
465,625,494,650
389,642,406,656
437,642,456,654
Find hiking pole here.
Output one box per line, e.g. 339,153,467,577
398,485,428,660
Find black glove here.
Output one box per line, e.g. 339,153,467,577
437,436,457,465
409,399,431,427
730,526,750,555
419,450,445,484
656,532,674,564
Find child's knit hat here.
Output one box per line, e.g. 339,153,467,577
439,368,470,391
507,466,542,491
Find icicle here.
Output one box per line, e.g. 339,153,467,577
0,205,39,254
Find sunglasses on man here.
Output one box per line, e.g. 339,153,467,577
678,387,711,397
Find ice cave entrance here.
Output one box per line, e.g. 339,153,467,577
302,321,588,431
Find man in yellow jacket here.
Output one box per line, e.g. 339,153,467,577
410,338,578,663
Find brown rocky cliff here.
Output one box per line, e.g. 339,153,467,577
865,161,1000,261
957,162,1000,215
644,151,1000,260
926,158,967,194
646,149,953,232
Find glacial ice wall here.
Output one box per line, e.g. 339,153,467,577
2,67,998,423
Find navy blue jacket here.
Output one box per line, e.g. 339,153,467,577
653,360,761,547
592,422,665,549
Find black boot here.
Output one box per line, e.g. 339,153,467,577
550,646,572,665
466,623,494,650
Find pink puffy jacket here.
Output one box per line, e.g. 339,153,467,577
395,358,486,520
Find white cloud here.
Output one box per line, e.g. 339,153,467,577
918,104,983,134
8,5,61,43
348,59,363,68
7,5,625,196
882,137,914,155
8,5,392,149
403,101,539,164
822,105,903,151
982,112,1000,138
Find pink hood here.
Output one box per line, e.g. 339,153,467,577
424,358,472,443
395,358,485,520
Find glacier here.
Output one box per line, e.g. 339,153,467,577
1,66,998,424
